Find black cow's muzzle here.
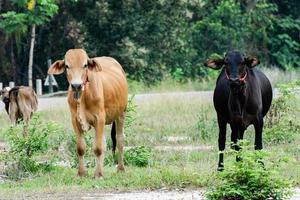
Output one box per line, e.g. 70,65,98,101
229,81,246,95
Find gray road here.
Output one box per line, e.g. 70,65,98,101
0,91,215,112
0,89,281,112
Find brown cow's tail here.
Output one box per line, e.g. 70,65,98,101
31,90,38,112
111,121,117,154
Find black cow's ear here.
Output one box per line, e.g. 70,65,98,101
205,58,224,70
245,56,260,68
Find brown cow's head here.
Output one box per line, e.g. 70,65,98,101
206,50,259,93
48,49,102,99
1,87,11,104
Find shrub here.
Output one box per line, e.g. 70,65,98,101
206,141,293,200
1,114,63,179
264,81,300,144
124,146,152,167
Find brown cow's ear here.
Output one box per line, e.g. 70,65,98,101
205,59,224,70
48,60,65,75
245,56,260,68
88,58,102,72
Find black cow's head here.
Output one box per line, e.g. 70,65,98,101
206,50,259,93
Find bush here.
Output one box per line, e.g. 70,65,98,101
124,146,152,167
1,114,64,179
206,141,293,200
264,81,300,144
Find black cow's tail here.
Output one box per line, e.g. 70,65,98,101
111,121,117,154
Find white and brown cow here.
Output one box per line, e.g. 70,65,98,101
48,49,128,178
1,86,38,134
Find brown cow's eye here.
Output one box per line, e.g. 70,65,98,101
65,65,69,69
84,64,88,68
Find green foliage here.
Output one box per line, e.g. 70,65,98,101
1,0,300,86
264,81,300,144
124,146,152,167
206,141,293,200
269,17,300,69
0,0,58,32
1,115,63,179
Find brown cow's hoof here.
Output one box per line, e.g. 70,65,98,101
77,170,87,177
94,170,104,179
117,164,125,172
94,173,104,179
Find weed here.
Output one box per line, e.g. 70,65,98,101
195,107,217,141
125,146,152,167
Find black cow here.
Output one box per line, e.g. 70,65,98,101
206,50,272,171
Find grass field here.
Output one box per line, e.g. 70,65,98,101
0,87,300,198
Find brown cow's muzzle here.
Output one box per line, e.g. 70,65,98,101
2,96,10,104
71,84,82,100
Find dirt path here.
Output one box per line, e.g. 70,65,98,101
12,190,204,200
4,188,300,200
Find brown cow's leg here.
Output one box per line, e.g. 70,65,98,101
9,101,18,126
71,118,87,177
116,113,125,172
94,115,106,179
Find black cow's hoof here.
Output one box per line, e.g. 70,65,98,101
217,166,224,171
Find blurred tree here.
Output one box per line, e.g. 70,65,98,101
0,0,299,87
0,0,58,87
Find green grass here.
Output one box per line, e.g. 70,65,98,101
0,146,299,196
128,77,217,94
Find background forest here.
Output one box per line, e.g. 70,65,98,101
0,0,299,89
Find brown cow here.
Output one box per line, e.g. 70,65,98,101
0,86,38,135
48,49,128,178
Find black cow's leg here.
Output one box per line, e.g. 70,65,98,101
230,125,243,162
254,117,264,150
217,116,227,171
230,124,238,151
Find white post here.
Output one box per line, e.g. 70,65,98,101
36,79,42,96
0,82,3,90
9,81,15,88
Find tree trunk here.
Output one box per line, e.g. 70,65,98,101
28,24,36,87
10,39,17,83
